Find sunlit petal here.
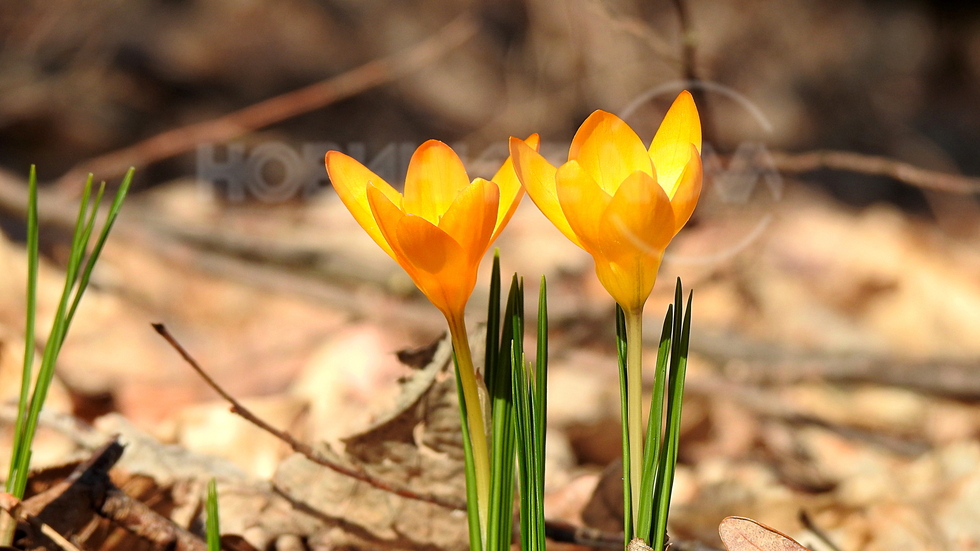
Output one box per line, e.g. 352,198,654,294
439,178,499,265
326,151,403,258
598,169,676,260
569,110,653,195
510,137,583,248
403,140,471,224
668,145,703,235
593,251,664,313
555,160,612,255
490,134,539,242
395,215,472,317
365,183,411,268
649,91,702,198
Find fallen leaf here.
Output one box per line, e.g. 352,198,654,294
719,517,811,551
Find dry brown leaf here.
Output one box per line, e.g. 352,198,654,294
719,517,812,551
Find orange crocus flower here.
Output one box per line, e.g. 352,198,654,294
325,136,538,541
509,91,702,313
326,138,535,320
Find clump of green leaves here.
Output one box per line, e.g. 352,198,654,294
456,253,548,551
619,279,693,550
1,167,131,545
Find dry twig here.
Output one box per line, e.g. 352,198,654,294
671,0,717,144
153,324,646,549
151,323,468,512
53,14,478,192
770,149,980,194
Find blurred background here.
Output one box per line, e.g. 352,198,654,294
2,1,980,550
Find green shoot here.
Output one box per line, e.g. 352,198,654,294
636,305,674,543
207,478,221,551
616,278,693,549
615,305,632,546
652,282,692,551
486,256,517,551
511,276,548,551
5,167,132,500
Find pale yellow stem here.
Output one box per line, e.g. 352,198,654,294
625,308,644,533
447,315,490,545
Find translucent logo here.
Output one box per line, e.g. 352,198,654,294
620,80,783,264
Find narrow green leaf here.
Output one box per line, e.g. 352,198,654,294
652,281,692,551
487,265,518,551
67,168,133,323
13,174,95,496
484,251,502,391
7,166,39,493
206,478,221,551
615,304,632,544
534,277,548,465
636,304,673,543
513,339,547,551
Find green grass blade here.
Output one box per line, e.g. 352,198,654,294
487,267,518,551
535,277,547,463
484,251,502,392
6,166,40,493
7,168,132,500
512,343,530,551
653,282,691,551
206,478,221,551
513,278,547,551
67,169,133,323
615,304,632,544
636,304,673,543
12,175,95,496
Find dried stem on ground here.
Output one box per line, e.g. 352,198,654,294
152,323,468,512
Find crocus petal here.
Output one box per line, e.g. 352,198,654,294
598,170,676,261
438,178,499,265
592,170,675,312
489,134,539,242
555,160,612,255
366,183,412,271
395,215,472,317
510,137,583,248
593,251,664,313
569,110,653,195
649,91,702,198
668,145,703,235
403,140,471,224
325,150,403,258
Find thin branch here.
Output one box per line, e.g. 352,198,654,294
53,14,478,192
99,486,207,551
25,517,84,551
671,0,716,145
769,149,980,194
151,323,467,512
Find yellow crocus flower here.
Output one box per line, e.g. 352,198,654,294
509,91,702,313
326,138,534,319
509,91,701,534
325,136,538,543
